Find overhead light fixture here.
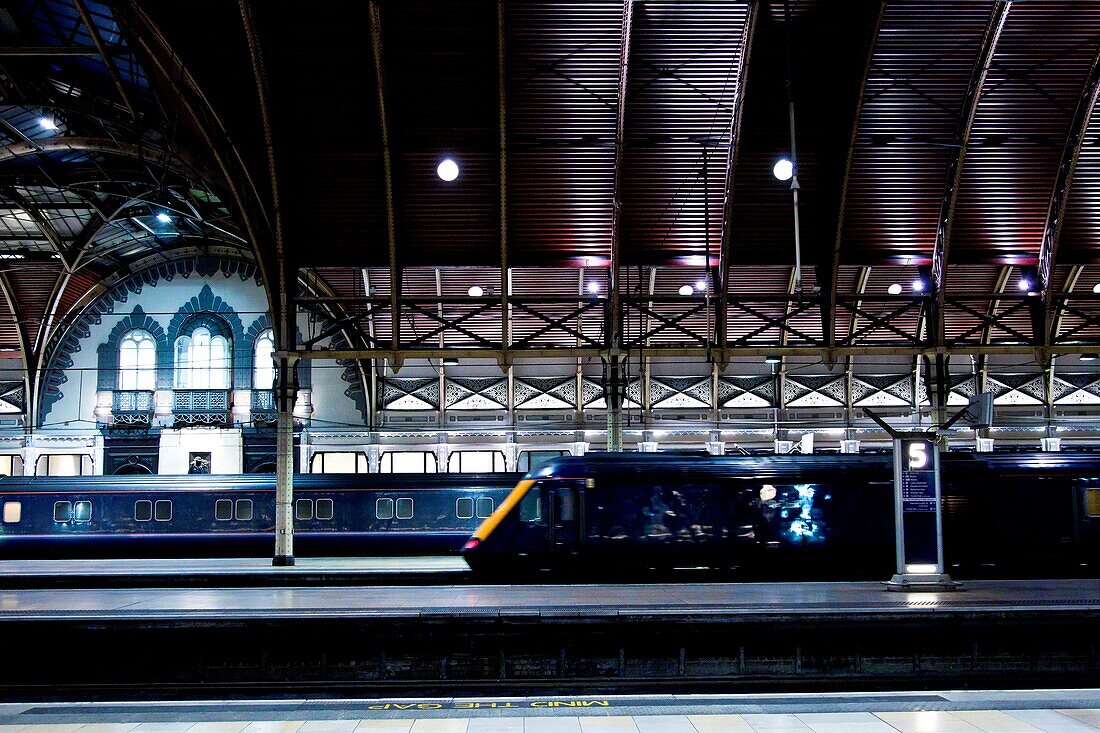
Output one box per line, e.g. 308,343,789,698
37,117,58,131
1080,353,1098,362
695,280,707,292
442,357,459,366
155,212,172,224
467,286,484,297
437,158,459,182
1093,283,1100,294
887,283,902,295
587,281,599,294
678,285,694,296
912,279,925,293
773,158,793,181
1018,278,1031,291
764,355,782,365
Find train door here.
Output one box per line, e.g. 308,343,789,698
548,482,584,557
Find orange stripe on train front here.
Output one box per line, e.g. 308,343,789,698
472,478,536,541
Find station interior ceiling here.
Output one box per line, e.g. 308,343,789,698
4,1,1100,450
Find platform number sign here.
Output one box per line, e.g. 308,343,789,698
893,437,943,574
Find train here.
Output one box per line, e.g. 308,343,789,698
0,472,519,557
461,452,1100,579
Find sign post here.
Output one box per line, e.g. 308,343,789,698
885,436,958,591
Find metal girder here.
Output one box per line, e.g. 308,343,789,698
0,46,101,57
72,0,137,123
975,265,1012,392
0,270,32,426
715,3,758,351
0,136,209,180
1039,39,1100,332
828,3,885,350
608,0,634,350
0,187,71,270
497,0,510,354
931,2,1010,337
367,1,401,360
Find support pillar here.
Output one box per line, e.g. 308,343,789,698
273,354,299,566
602,350,626,452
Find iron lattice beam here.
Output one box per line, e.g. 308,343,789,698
607,0,634,351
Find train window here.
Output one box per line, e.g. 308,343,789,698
476,496,494,519
396,497,414,520
316,499,334,521
456,497,474,519
295,499,313,521
235,499,253,521
134,500,152,522
53,501,72,522
215,499,233,521
154,500,172,522
376,497,394,520
73,501,92,523
2,501,20,523
520,488,541,522
1087,488,1100,517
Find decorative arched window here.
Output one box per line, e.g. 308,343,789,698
174,325,231,389
253,329,275,389
119,329,156,391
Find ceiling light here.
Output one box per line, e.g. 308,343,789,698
437,158,459,182
37,117,58,131
695,280,707,292
155,212,172,224
587,281,599,294
678,285,694,296
1093,283,1100,294
887,283,902,295
773,158,793,181
912,279,925,293
1079,353,1098,362
442,357,459,366
1017,279,1031,291
764,355,781,365
467,286,483,297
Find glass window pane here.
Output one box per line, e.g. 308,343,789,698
2,501,20,523
396,497,413,520
215,499,232,520
1087,488,1100,517
520,488,541,522
154,500,172,521
389,452,435,474
295,499,313,521
456,497,474,519
376,497,393,520
235,499,253,521
53,501,71,522
73,501,92,522
317,452,357,474
254,331,275,388
476,496,494,519
46,454,80,476
316,499,334,520
135,500,152,521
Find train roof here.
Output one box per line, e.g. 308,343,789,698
0,472,522,492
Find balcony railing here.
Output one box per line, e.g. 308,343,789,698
173,389,231,425
251,389,276,424
111,390,154,425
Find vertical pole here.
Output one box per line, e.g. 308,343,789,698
603,352,624,452
273,354,298,566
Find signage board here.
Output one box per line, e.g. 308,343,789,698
893,437,943,573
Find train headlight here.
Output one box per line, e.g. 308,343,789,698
760,484,777,502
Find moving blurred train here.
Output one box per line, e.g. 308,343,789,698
0,472,518,557
462,452,1100,579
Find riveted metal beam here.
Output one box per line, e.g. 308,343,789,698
72,0,138,123
1039,40,1100,338
828,3,885,350
608,0,634,352
716,3,758,353
0,46,101,57
367,1,400,357
931,2,1010,342
497,0,510,354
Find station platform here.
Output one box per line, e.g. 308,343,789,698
2,689,1100,732
0,579,1096,696
0,556,472,589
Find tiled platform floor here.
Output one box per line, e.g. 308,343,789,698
3,691,1100,732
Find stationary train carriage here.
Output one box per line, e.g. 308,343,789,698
0,473,519,558
462,453,1100,579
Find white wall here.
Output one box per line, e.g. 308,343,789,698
158,427,243,474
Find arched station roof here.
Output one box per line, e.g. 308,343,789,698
3,0,1100,390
